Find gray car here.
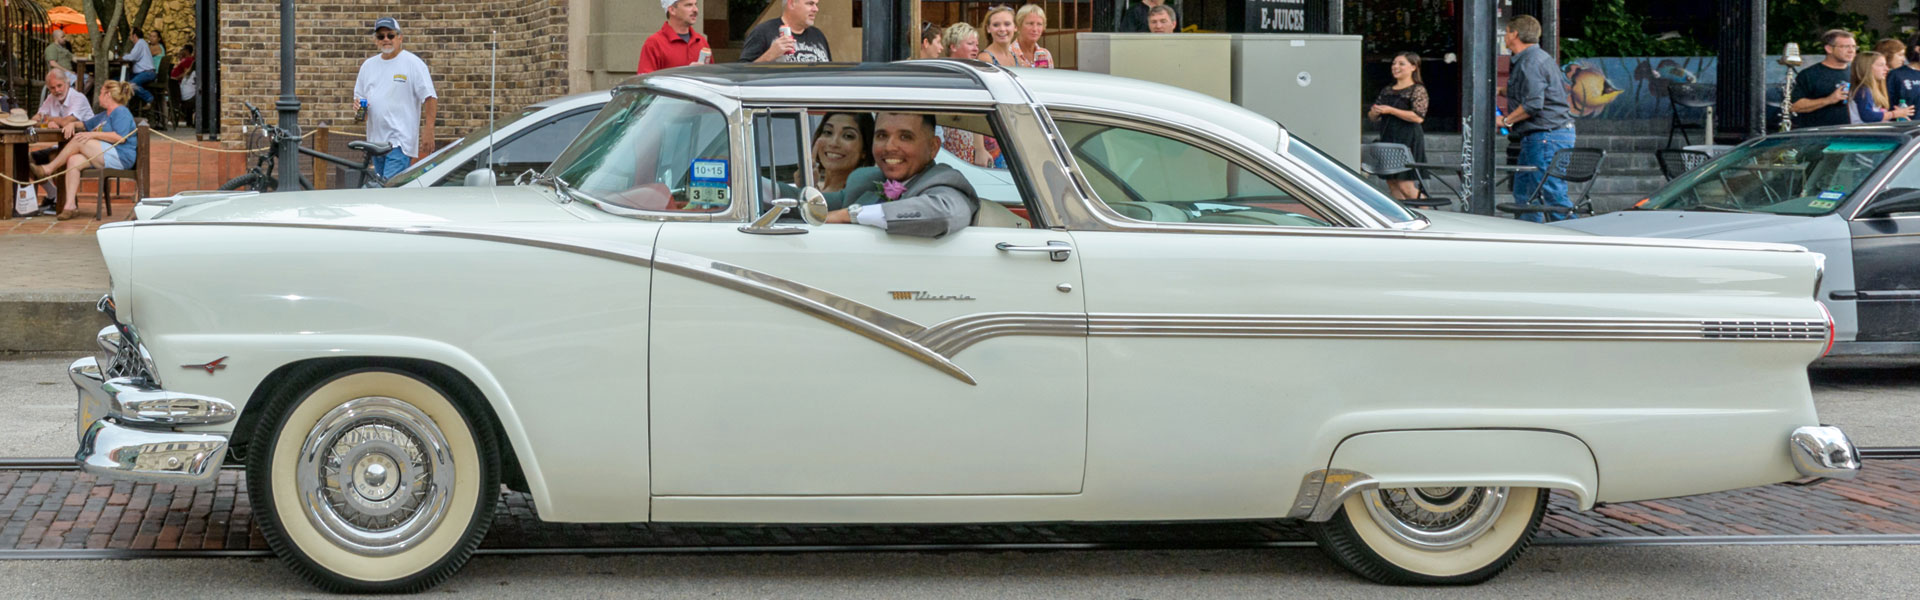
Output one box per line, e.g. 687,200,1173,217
1554,124,1920,357
385,91,611,188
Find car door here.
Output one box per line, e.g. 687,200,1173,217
648,108,1089,497
1849,157,1920,343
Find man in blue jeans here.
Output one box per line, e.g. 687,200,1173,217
1499,15,1576,222
122,29,157,104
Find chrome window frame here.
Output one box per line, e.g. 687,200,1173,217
744,107,818,220
1040,107,1377,233
738,101,1057,228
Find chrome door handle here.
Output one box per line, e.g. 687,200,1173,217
995,241,1072,262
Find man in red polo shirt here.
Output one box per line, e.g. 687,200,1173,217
638,0,710,74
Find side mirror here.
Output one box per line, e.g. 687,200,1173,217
463,168,497,187
799,186,829,226
1863,188,1920,218
738,198,806,235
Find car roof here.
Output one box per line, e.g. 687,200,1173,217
528,90,613,110
1775,121,1920,139
624,62,989,92
1009,67,1286,152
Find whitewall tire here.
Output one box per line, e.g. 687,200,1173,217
246,366,500,593
1305,486,1547,585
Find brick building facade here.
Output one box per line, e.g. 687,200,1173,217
217,0,571,144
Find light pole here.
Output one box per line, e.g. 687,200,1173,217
276,0,300,189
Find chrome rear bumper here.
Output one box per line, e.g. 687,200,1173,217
71,323,235,486
1790,426,1861,479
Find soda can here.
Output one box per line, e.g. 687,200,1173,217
698,48,712,65
779,25,796,54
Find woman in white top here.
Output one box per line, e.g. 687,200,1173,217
1013,4,1054,68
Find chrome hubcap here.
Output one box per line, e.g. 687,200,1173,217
296,396,455,556
1361,486,1509,551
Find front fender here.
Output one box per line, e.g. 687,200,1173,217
153,334,554,514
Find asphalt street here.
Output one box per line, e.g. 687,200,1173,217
0,545,1917,598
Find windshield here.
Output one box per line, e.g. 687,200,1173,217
1647,135,1902,216
384,106,545,187
545,91,733,213
1283,135,1418,223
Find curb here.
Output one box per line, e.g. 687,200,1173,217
0,290,108,353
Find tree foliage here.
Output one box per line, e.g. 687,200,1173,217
1561,0,1709,59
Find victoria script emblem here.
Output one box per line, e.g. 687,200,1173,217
890,291,976,301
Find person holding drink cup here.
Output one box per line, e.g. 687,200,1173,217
741,0,832,63
1790,29,1859,128
638,0,712,74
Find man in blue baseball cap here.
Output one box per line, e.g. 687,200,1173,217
353,17,439,180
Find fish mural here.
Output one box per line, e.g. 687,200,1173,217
1565,62,1625,116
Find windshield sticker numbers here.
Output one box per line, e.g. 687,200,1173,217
1818,190,1845,201
689,159,730,209
1809,199,1839,210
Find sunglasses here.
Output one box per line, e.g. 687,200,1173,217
374,32,397,41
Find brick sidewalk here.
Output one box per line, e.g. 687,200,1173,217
4,461,1916,552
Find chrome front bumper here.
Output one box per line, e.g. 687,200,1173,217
71,322,235,487
1790,426,1861,479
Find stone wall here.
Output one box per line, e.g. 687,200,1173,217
217,0,569,145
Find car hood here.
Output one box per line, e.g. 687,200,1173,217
1550,210,1825,242
140,186,584,225
1416,210,1590,236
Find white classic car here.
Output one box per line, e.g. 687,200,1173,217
77,62,1858,592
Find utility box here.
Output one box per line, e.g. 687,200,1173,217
1077,33,1362,170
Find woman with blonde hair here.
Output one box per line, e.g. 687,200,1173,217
979,6,1021,67
942,22,980,60
1851,51,1915,122
1013,4,1054,68
30,80,138,220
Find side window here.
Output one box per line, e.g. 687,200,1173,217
753,111,810,210
1055,120,1335,228
754,109,1034,228
549,92,732,213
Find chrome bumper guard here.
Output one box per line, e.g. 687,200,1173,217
71,321,235,487
1790,426,1861,480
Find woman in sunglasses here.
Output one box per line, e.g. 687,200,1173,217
919,22,945,59
980,6,1021,68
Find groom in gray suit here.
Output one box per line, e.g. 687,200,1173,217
823,112,979,238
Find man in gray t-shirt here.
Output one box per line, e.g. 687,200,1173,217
1498,15,1578,222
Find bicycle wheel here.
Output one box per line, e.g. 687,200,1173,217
220,173,276,192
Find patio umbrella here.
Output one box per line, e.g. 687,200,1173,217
45,6,86,35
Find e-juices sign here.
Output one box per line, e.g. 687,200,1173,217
1247,0,1308,32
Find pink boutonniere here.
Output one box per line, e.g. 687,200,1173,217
880,179,906,201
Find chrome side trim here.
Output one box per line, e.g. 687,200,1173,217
1285,468,1378,522
915,313,1090,356
1789,426,1861,479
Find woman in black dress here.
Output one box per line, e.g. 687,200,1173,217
1368,52,1429,200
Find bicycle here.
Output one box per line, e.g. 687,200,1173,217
220,101,396,191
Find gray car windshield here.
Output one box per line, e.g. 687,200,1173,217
1283,136,1418,223
1648,135,1901,216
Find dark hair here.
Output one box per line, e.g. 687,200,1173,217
1505,15,1541,45
1821,29,1855,49
815,112,876,168
131,28,144,39
1393,51,1423,85
920,22,943,44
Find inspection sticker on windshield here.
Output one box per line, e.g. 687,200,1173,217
1818,190,1845,200
691,159,728,187
1809,199,1838,209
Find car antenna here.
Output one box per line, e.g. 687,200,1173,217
487,29,497,178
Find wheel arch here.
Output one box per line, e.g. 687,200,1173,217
229,352,542,502
1295,428,1599,522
